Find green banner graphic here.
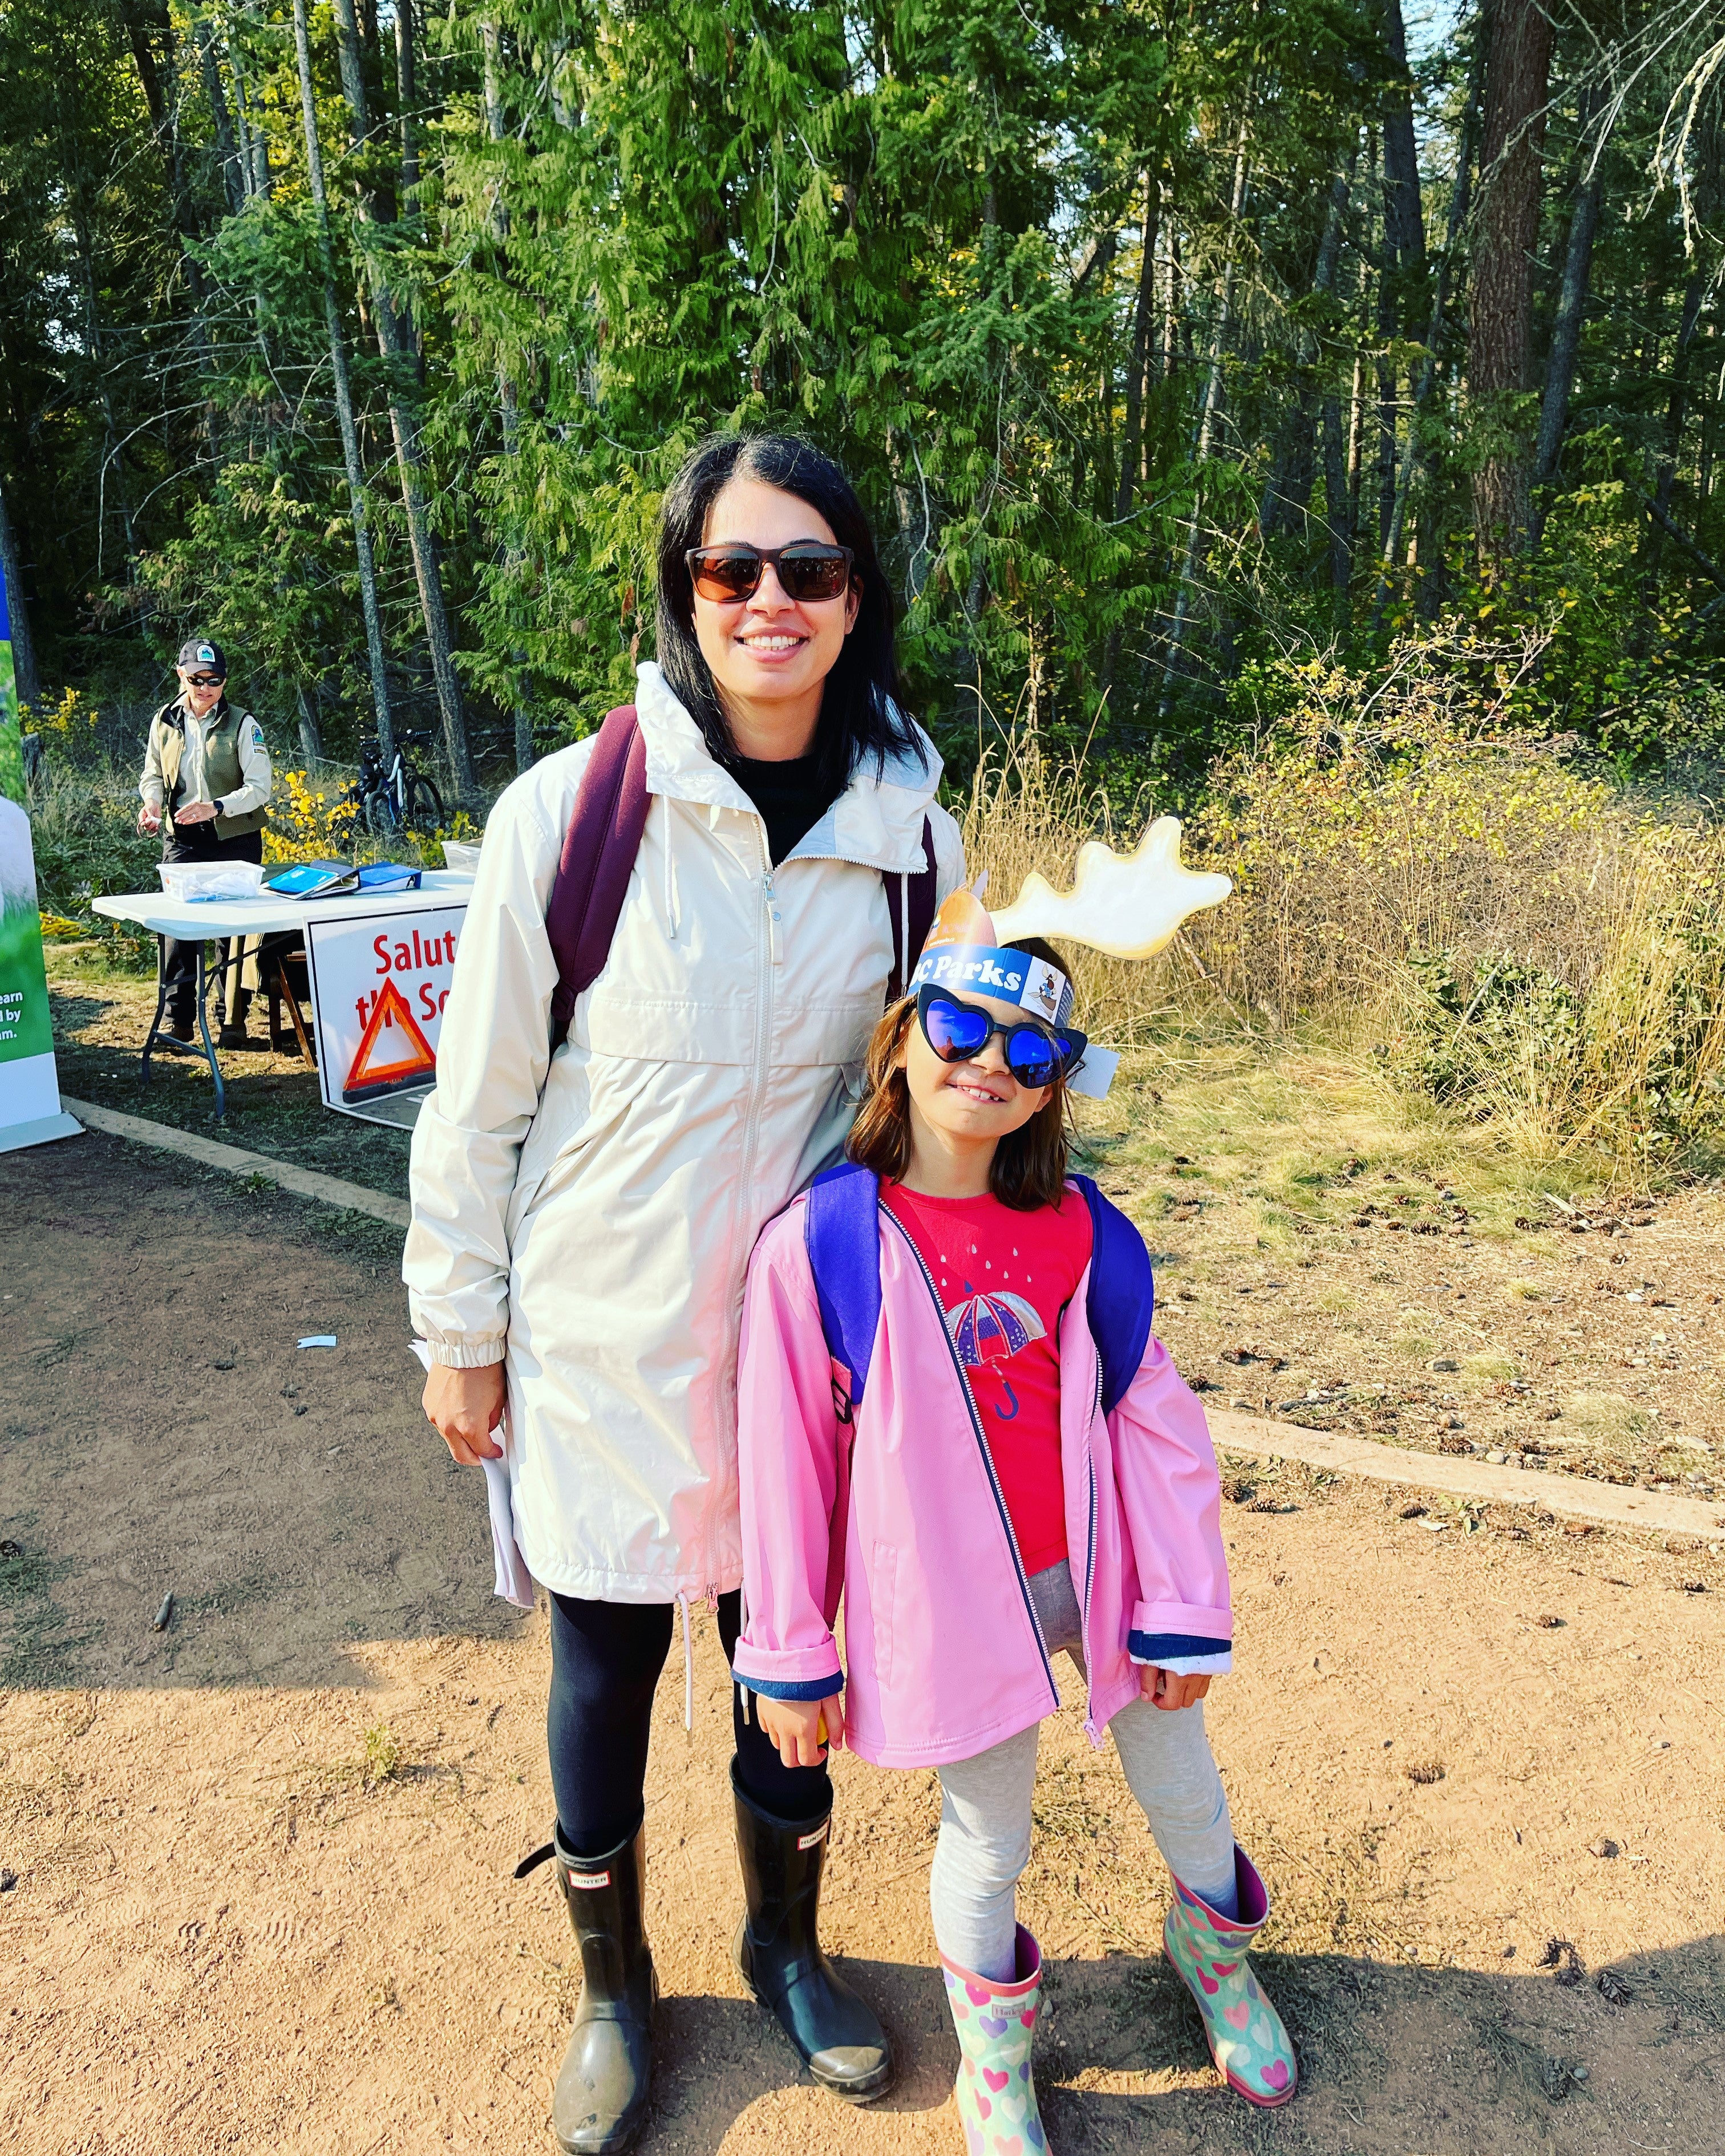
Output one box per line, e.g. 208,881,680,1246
1,585,64,1085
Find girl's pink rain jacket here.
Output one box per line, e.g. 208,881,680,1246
732,1184,1234,1770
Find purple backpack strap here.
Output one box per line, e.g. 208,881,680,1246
804,1162,884,1414
545,704,649,1048
885,814,938,1005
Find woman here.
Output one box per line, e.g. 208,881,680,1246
407,432,965,2153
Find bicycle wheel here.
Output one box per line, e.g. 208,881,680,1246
406,775,444,827
364,788,397,839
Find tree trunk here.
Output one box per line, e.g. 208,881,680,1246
1115,168,1160,524
296,682,324,767
1530,92,1605,548
116,0,222,475
1468,0,1555,560
329,0,473,794
1263,160,1350,542
292,0,395,765
1378,0,1427,323
396,0,421,203
484,19,536,773
1159,110,1250,720
1639,274,1707,586
0,468,42,710
195,14,244,216
1372,56,1483,629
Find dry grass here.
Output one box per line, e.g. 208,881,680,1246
961,632,1725,1178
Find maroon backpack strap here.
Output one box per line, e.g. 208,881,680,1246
885,815,938,1006
545,705,649,1048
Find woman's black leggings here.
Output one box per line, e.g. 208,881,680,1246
548,1588,832,1859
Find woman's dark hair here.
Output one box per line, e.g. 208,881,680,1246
655,431,926,795
846,939,1074,1211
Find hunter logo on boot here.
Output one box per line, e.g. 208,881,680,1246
569,1868,610,1890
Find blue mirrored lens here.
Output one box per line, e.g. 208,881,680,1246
1005,1032,1059,1087
924,997,990,1059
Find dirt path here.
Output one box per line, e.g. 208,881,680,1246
3,1137,1723,2154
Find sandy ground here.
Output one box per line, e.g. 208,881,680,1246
4,1135,1724,2155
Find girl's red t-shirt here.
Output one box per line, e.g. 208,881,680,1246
881,1181,1094,1575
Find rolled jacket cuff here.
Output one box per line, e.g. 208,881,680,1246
731,1638,843,1701
424,1336,507,1369
1131,1598,1233,1647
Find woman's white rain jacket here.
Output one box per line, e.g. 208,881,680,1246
403,662,965,1603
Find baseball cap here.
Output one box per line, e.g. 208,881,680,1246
176,637,227,678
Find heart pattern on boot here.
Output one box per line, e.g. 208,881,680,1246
1163,1853,1298,2110
941,1929,1050,2156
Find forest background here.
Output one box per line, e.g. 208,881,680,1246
5,0,1725,1166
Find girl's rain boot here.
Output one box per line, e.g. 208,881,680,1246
1163,1844,1297,2107
940,1924,1048,2155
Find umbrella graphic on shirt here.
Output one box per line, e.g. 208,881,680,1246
945,1287,1044,1419
946,1286,1043,1365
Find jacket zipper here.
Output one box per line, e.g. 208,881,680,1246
1081,1345,1102,1738
704,812,776,1589
882,1207,1059,1709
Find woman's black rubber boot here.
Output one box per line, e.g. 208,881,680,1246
550,1824,657,2153
731,1762,893,2101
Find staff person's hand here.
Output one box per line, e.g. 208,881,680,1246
423,1360,506,1465
757,1691,845,1768
138,803,161,834
175,800,218,825
1141,1666,1212,1711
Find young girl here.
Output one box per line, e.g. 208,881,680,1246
731,902,1295,2142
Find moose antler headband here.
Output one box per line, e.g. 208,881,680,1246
908,818,1231,1099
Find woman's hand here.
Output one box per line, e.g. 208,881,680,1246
423,1360,506,1465
757,1692,845,1768
1140,1666,1212,1711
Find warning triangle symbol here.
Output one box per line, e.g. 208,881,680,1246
343,978,438,1102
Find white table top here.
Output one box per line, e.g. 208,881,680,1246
92,869,476,940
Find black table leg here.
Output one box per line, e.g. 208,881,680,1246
195,945,226,1119
140,933,173,1081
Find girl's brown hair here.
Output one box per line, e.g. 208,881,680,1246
847,939,1072,1210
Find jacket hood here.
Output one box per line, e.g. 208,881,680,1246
634,661,942,877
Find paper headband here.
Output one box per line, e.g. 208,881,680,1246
906,821,1233,1101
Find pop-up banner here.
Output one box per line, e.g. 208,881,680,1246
305,904,467,1128
0,582,81,1156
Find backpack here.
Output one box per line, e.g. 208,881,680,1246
544,704,938,1049
803,1161,1154,1421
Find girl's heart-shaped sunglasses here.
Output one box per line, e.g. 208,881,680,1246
916,986,1087,1092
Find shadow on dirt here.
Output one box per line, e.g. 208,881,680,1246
637,1940,1725,2155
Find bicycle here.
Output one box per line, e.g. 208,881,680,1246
348,731,445,837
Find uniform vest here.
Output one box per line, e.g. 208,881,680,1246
151,699,268,839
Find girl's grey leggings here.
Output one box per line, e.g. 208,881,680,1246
930,1561,1236,1982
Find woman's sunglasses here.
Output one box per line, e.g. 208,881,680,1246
685,542,855,604
916,987,1087,1092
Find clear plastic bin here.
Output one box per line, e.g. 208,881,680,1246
157,860,267,903
442,840,483,875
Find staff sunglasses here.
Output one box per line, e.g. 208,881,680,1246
186,674,225,688
685,541,855,603
916,986,1087,1092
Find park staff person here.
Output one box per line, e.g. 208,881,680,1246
406,433,964,2154
137,637,272,1047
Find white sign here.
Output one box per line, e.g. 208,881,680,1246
305,903,467,1126
0,795,81,1155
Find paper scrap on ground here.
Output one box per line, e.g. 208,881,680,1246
298,1335,338,1349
